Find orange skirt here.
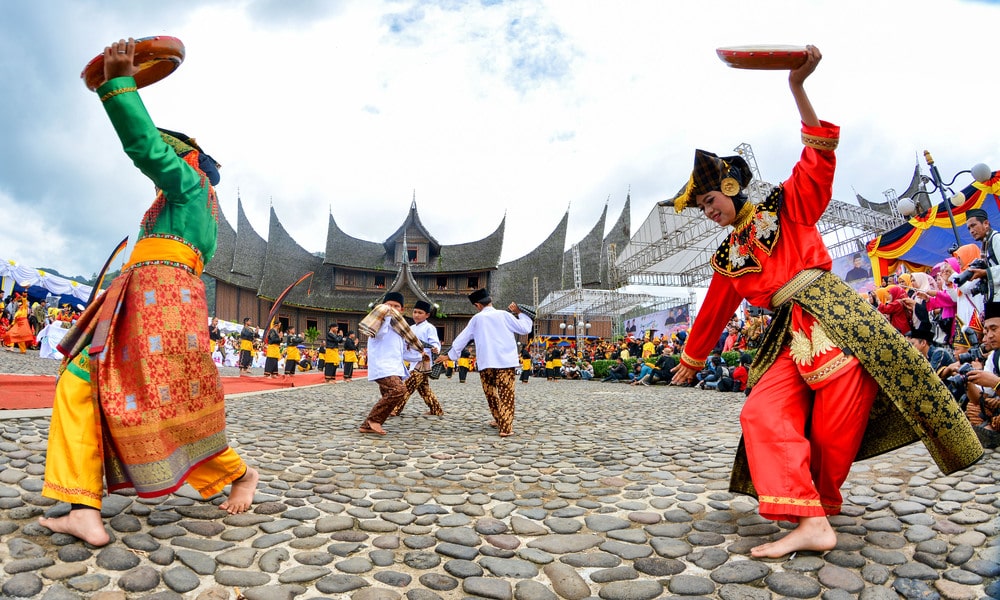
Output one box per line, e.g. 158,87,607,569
5,315,34,344
93,263,233,497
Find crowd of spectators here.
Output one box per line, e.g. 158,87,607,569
515,313,767,394
867,246,1000,448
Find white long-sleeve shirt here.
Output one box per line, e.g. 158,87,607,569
447,306,532,369
411,319,441,360
367,317,423,381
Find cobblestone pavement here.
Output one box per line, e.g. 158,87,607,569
0,351,997,599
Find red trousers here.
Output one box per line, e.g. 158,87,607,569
741,347,877,522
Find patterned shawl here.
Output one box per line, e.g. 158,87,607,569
359,304,423,350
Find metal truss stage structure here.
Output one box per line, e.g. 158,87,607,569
536,287,662,319
537,144,907,333
609,144,905,289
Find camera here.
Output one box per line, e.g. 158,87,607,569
952,258,990,297
951,258,984,286
958,347,985,365
946,362,975,390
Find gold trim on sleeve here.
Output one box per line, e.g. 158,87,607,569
802,133,838,151
100,86,137,102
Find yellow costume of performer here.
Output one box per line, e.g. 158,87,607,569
43,60,253,519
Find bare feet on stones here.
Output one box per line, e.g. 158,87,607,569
39,508,110,547
220,466,259,514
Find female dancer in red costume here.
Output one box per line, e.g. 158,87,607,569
670,46,981,559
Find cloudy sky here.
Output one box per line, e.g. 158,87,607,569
2,0,999,279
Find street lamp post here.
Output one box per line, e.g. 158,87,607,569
559,317,590,358
897,152,993,254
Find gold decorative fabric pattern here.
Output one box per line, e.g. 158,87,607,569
802,132,838,151
712,186,782,277
788,323,838,367
731,271,983,497
801,353,852,386
758,495,823,508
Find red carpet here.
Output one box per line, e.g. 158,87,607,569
0,370,364,411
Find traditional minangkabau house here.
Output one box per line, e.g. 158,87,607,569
204,196,630,347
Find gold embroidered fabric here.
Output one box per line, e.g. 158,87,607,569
730,270,983,497
757,495,823,508
788,323,837,367
679,351,705,369
772,269,825,307
800,353,853,386
100,86,137,102
712,186,782,277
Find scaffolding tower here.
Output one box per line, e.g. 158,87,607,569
611,143,905,288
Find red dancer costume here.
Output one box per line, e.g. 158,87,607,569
671,49,981,530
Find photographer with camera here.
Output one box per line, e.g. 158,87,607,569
960,209,1000,302
905,327,955,375
940,302,1000,448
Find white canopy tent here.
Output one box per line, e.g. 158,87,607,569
1,259,93,303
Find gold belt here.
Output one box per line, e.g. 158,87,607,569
772,269,825,307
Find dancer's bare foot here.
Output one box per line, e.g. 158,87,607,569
359,420,387,435
39,508,110,547
220,467,259,514
488,421,498,428
750,516,837,558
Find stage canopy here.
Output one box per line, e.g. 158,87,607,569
0,259,93,304
867,172,1000,282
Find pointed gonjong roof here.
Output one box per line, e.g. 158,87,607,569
491,210,569,306
204,195,629,315
383,200,441,255
204,197,267,293
258,206,324,306
600,193,631,289
323,201,504,272
562,202,608,288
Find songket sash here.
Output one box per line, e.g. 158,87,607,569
730,270,983,496
56,235,230,497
